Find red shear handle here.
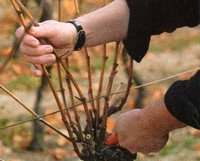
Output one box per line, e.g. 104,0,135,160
106,134,119,146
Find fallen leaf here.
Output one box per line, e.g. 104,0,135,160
189,128,200,137
51,148,69,160
153,90,164,100
106,118,116,133
193,144,200,151
57,136,70,147
0,47,12,56
125,100,135,108
11,64,22,75
12,134,30,151
0,141,12,156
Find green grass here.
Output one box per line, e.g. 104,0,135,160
159,137,199,157
91,56,113,70
7,75,40,91
0,115,32,146
183,138,198,149
0,118,10,127
160,142,179,156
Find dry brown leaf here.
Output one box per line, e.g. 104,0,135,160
193,144,200,151
0,47,12,56
57,136,70,147
125,100,135,108
0,72,17,84
45,110,63,128
12,134,30,151
106,118,116,133
0,141,12,156
189,128,200,137
153,90,164,100
51,148,69,160
11,64,22,75
146,52,154,60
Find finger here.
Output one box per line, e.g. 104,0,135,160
20,43,53,56
31,64,42,77
25,54,56,64
22,34,40,47
15,26,25,39
28,21,58,39
45,61,55,67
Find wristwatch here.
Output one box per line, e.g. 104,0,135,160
67,20,86,51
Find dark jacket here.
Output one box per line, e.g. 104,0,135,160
124,0,200,129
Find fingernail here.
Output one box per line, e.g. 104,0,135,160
46,46,53,51
32,40,39,45
45,56,55,62
30,27,39,34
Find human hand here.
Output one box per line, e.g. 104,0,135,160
15,20,78,76
113,109,169,154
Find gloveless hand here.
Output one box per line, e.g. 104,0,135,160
112,99,186,154
113,109,169,154
15,20,78,76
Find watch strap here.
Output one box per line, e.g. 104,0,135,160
67,20,86,51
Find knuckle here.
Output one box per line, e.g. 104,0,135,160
35,48,42,55
23,35,31,42
15,27,23,39
37,57,43,64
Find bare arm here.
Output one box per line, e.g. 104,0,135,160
143,99,186,134
77,0,130,46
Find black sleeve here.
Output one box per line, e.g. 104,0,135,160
124,0,200,62
164,71,200,129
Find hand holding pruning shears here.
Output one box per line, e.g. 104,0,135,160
109,108,169,154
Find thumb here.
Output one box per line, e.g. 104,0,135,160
29,21,58,39
112,119,119,135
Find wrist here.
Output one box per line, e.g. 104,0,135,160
142,99,187,135
64,22,78,45
66,20,86,51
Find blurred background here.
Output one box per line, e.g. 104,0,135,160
0,0,200,161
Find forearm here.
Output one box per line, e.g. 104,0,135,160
76,0,130,47
142,99,186,135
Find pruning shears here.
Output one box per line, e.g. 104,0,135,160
105,134,119,146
